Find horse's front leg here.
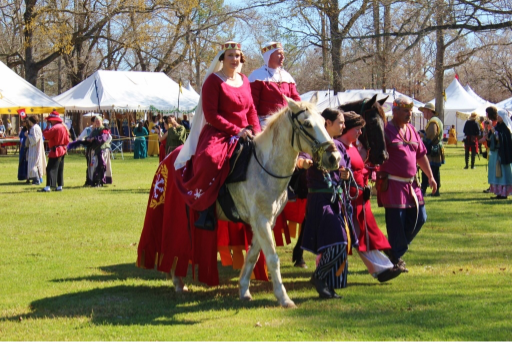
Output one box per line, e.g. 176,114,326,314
252,221,296,308
239,238,261,301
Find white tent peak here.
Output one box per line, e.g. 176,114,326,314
185,82,200,99
429,78,481,140
463,84,489,105
54,70,199,112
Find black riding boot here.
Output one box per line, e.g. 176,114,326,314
471,151,476,169
464,148,469,169
195,204,217,230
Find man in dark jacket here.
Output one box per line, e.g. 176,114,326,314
463,112,481,169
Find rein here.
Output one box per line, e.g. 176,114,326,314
251,108,333,179
252,144,294,179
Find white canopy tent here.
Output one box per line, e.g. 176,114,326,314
185,82,200,99
300,90,335,103
430,79,481,140
0,61,64,115
54,70,199,114
303,89,426,131
497,96,512,110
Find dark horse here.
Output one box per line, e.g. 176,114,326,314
338,94,389,165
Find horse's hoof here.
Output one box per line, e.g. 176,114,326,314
282,301,297,309
281,299,297,309
175,285,189,293
240,294,253,301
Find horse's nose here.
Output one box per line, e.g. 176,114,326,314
329,154,337,165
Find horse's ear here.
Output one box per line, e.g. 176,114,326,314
378,96,389,106
284,95,301,112
366,94,378,108
309,92,319,105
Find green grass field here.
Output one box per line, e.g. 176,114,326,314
0,145,511,340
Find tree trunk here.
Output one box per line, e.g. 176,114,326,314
381,1,391,93
23,0,38,86
434,29,445,123
320,10,328,80
434,1,446,123
327,0,342,94
373,0,381,89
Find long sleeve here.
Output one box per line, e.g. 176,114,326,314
289,83,301,102
42,126,55,141
28,126,41,147
250,81,263,113
247,103,261,133
77,127,90,141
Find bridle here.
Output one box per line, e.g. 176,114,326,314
289,109,333,170
252,108,333,179
358,99,372,158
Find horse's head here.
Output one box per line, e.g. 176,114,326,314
285,95,341,171
339,94,388,165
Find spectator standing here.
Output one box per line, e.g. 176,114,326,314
39,112,69,192
26,116,46,185
463,112,480,169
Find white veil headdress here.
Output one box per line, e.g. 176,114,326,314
262,41,283,67
174,41,243,170
498,109,512,133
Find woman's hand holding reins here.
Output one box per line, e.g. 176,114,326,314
339,166,350,180
297,158,313,169
237,127,253,140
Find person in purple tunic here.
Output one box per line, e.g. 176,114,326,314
377,97,437,272
302,108,358,299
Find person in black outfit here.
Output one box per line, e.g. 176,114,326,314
463,112,481,169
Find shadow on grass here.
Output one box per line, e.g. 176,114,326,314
0,181,32,186
4,284,291,326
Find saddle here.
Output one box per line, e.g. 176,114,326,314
195,138,254,230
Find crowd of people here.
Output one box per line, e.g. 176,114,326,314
135,40,442,301
454,106,512,199
15,112,67,191
10,38,512,301
131,114,189,160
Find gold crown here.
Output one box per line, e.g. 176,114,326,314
261,42,283,54
393,101,413,109
221,42,241,51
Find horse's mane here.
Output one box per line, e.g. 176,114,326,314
263,100,317,133
338,97,386,123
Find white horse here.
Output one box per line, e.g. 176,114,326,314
172,96,341,308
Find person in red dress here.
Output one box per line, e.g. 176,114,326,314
248,41,301,129
337,111,402,282
137,42,266,287
249,41,308,267
39,112,70,192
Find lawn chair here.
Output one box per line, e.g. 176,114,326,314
110,137,124,160
108,122,124,160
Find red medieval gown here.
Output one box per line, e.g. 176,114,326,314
345,143,391,252
137,73,269,286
